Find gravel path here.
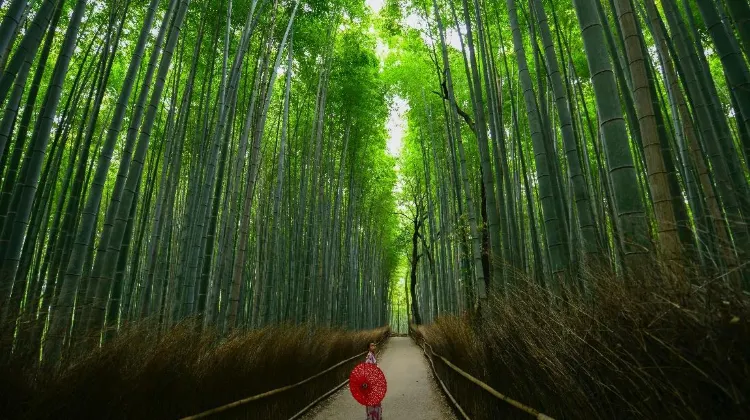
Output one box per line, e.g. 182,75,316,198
303,337,456,420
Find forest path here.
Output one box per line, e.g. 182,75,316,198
303,337,455,420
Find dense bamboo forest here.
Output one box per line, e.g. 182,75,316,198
0,0,401,362
386,0,750,326
1,0,749,417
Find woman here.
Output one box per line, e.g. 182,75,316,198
365,342,382,420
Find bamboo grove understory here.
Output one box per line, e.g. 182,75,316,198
1,0,749,364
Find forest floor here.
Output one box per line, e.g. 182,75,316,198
303,337,455,420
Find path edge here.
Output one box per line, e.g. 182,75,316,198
409,327,471,420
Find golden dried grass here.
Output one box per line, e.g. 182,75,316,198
0,321,389,419
415,267,750,419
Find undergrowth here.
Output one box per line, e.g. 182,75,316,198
0,322,389,419
414,266,750,419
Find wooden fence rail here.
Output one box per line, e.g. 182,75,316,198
411,328,555,420
180,336,388,420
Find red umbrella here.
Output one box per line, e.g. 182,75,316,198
349,363,387,406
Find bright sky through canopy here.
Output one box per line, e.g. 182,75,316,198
365,0,406,158
386,96,408,157
366,0,385,13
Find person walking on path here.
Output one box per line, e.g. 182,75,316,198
365,342,383,420
306,337,454,420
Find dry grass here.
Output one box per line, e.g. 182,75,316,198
0,321,389,419
414,268,750,419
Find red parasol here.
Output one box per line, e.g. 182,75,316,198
349,363,387,406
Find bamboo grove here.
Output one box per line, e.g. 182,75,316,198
0,0,401,363
383,0,750,324
1,0,750,363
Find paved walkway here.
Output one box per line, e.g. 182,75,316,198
304,337,456,420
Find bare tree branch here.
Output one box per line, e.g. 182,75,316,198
433,80,476,133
